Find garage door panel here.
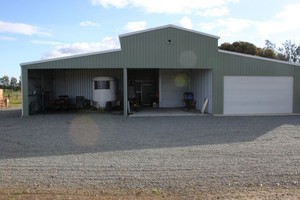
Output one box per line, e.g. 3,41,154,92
224,76,293,114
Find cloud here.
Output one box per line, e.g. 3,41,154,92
199,17,261,46
256,3,300,39
79,21,101,27
42,37,120,59
197,7,229,17
90,0,239,14
31,40,64,45
0,35,17,41
91,0,128,8
178,16,193,29
200,18,255,37
0,21,51,36
199,3,300,42
275,3,300,20
123,21,146,32
197,3,300,46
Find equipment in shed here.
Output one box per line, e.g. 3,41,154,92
184,92,196,109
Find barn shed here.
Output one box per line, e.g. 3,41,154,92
20,25,300,116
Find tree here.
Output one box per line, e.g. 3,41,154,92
0,75,10,90
256,48,276,59
220,42,233,51
219,41,257,55
265,40,277,50
17,76,21,90
276,53,288,61
263,40,300,63
281,40,300,63
10,77,18,91
220,39,300,64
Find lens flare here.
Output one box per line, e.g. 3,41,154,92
179,50,197,68
174,73,189,88
68,116,99,147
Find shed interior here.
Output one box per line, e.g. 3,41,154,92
27,69,123,114
26,68,212,115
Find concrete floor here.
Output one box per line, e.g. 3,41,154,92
129,107,204,117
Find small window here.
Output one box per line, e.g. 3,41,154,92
95,81,110,89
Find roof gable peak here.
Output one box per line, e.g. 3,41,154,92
119,24,220,39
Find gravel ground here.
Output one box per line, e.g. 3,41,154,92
0,109,300,198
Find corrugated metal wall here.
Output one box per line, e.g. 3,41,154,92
27,70,55,112
28,69,54,94
215,51,298,114
190,69,212,113
159,69,212,112
294,67,300,113
54,69,123,100
25,51,124,69
219,52,295,76
121,27,218,69
211,67,223,114
160,69,190,107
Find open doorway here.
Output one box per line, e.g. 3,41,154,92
127,68,212,115
127,69,159,110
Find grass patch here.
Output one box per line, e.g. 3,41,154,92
3,90,22,108
8,99,22,108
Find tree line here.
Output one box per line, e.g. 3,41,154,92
219,40,300,64
0,75,21,91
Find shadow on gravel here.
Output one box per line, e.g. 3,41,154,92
1,109,300,159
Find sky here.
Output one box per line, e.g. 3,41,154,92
1,0,300,78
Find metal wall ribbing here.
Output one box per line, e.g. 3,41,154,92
24,51,123,69
190,69,213,113
219,52,295,76
293,67,300,113
201,70,213,113
159,69,190,107
21,68,28,117
121,27,218,69
216,51,299,114
54,69,123,100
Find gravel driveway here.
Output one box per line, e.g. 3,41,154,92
0,109,300,196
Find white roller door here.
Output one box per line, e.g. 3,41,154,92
224,76,293,114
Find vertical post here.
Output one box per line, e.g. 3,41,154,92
41,71,44,111
158,69,161,105
123,68,128,116
21,67,29,117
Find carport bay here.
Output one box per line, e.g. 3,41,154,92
25,68,212,115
